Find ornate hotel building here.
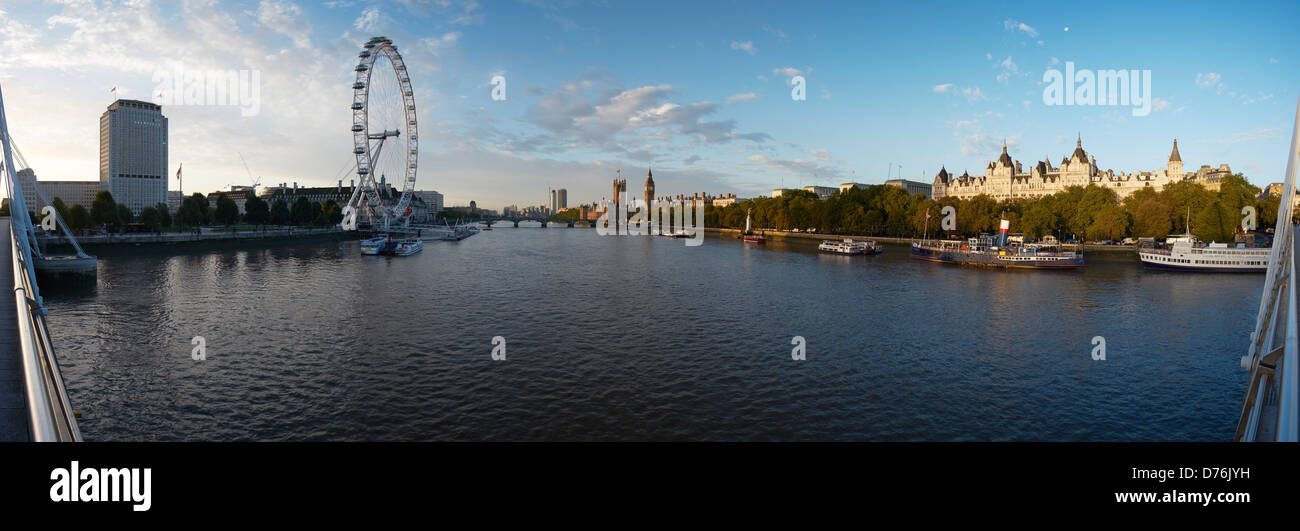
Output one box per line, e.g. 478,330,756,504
931,137,1230,201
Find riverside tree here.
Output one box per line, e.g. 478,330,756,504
90,191,119,228
705,174,1276,242
214,193,239,226
270,198,290,226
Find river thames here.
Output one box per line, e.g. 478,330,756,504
42,228,1258,441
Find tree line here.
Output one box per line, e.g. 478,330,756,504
34,191,344,233
705,174,1285,242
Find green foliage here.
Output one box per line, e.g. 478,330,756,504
705,176,1269,241
67,204,90,231
50,197,70,231
139,206,162,229
155,203,172,228
90,191,119,227
214,193,239,225
178,195,207,227
1194,200,1235,242
290,196,313,225
270,198,291,225
116,204,133,225
322,199,343,226
243,195,269,226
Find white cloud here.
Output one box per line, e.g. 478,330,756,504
730,40,757,55
961,87,985,103
762,25,788,41
726,92,758,103
1153,98,1171,112
773,67,802,78
1003,19,1038,38
1195,72,1222,89
1215,127,1279,144
996,56,1017,83
353,6,386,32
255,1,311,49
1270,57,1279,63
932,83,954,93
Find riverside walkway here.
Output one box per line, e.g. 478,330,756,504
0,219,27,441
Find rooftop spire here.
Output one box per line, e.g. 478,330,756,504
1169,139,1182,162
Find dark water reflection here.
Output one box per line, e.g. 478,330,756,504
43,229,1257,440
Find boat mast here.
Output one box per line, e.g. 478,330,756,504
923,207,930,243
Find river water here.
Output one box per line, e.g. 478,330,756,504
42,228,1258,441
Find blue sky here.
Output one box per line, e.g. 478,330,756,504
1,0,1297,210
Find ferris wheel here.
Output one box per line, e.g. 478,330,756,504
342,36,419,231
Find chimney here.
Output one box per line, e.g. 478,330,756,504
338,180,342,193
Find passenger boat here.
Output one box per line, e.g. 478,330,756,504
1138,234,1269,272
361,234,423,256
818,238,881,255
910,219,1083,269
381,237,422,256
360,236,387,255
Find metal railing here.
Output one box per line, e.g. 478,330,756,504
1,81,81,441
10,224,81,441
1237,95,1300,441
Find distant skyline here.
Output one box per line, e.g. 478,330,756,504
1,0,1297,210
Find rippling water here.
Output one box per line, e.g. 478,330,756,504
42,228,1258,441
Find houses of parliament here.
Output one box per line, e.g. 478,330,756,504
931,137,1232,201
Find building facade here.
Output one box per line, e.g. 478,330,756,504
414,190,444,214
884,179,933,199
15,168,102,214
99,99,168,214
930,138,1225,201
802,185,837,200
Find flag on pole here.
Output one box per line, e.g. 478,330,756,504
176,163,182,179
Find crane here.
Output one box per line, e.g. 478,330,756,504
236,152,261,190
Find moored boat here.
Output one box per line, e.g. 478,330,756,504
381,237,422,256
740,207,766,244
1138,234,1268,272
818,238,880,255
910,219,1083,269
360,236,387,255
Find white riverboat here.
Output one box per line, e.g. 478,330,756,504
383,237,423,256
1137,234,1269,272
360,236,387,255
361,235,423,256
818,238,880,255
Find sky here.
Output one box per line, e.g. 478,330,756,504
1,0,1298,211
